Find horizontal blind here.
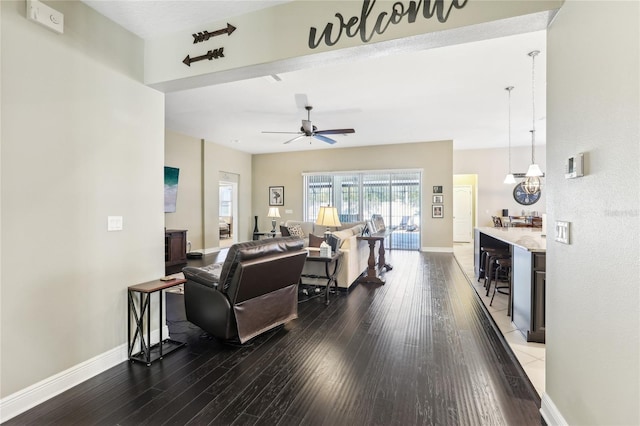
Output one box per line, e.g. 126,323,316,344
303,170,421,250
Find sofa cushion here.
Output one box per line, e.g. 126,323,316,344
350,224,365,235
284,220,314,236
287,224,305,238
280,225,291,236
308,233,325,248
332,229,354,246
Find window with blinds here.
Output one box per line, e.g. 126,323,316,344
303,170,421,250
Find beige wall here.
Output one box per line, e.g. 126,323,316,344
1,0,164,398
454,145,547,226
252,141,453,250
545,1,639,424
165,131,203,249
203,142,253,248
164,133,253,252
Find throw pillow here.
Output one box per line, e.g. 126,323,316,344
280,225,291,236
287,224,305,238
308,234,325,248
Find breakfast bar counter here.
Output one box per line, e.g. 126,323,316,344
474,227,546,343
476,226,546,252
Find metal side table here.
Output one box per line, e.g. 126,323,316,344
127,278,186,365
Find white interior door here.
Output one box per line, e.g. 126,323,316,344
453,185,473,242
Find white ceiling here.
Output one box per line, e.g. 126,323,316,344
82,0,548,154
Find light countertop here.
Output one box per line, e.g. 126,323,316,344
476,227,547,252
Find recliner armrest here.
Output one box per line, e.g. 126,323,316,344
183,263,223,289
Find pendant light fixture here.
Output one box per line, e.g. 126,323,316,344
503,86,516,184
523,50,542,195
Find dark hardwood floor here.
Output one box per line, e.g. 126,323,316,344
4,250,541,425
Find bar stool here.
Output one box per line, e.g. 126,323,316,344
484,249,510,296
490,257,512,315
479,246,505,282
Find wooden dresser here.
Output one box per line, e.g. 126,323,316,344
165,229,187,275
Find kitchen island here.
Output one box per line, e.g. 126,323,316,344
475,227,546,343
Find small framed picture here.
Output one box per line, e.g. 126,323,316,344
432,205,443,218
432,195,443,204
433,186,443,194
269,186,284,206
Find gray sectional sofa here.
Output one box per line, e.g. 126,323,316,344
282,220,370,289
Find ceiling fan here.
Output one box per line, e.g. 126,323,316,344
262,105,355,145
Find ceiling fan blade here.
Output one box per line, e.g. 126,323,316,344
315,128,355,135
283,135,306,144
262,131,303,134
313,134,337,144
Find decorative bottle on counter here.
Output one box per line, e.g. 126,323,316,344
253,216,259,233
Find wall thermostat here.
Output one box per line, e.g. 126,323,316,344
27,0,64,34
565,153,584,179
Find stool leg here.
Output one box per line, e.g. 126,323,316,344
490,265,502,305
506,269,512,316
490,265,512,308
478,250,487,282
485,255,496,296
483,254,492,290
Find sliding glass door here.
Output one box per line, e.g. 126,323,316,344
303,170,421,250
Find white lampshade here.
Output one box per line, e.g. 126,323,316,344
267,207,281,218
315,206,341,228
503,174,516,184
526,163,544,177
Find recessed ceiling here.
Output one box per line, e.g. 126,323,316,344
82,1,548,154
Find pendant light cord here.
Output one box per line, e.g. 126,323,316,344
529,50,539,165
507,86,513,173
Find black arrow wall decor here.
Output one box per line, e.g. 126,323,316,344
182,48,224,67
192,23,236,44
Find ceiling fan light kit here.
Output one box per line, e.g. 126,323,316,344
262,105,355,145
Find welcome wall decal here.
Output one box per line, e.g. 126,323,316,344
308,0,469,49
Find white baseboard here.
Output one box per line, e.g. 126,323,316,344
540,393,568,426
421,246,454,253
203,247,221,254
0,325,169,423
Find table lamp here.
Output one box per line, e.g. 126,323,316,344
267,207,281,233
315,206,341,242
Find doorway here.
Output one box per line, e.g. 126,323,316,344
453,174,477,243
219,172,239,248
453,185,473,242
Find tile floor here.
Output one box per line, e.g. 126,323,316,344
453,242,546,396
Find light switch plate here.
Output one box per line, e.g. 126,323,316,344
555,221,570,244
108,216,123,231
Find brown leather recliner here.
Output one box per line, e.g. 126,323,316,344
182,237,307,344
